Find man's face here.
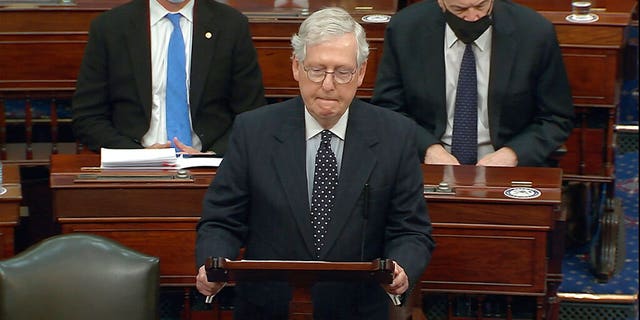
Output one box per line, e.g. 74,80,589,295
441,0,493,21
292,33,367,128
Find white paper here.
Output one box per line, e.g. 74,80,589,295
176,155,222,169
100,148,177,169
100,148,222,170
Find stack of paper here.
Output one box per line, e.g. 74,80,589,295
100,148,177,169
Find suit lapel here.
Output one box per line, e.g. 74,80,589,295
320,101,378,259
488,2,517,144
271,100,316,256
190,0,218,113
424,15,448,136
126,0,152,121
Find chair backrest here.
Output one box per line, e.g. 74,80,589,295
0,233,160,320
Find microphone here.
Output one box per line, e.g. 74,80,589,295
360,183,370,261
363,183,370,220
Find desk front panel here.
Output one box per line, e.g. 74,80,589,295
0,165,22,258
427,201,556,227
53,187,207,217
0,33,87,91
55,201,556,290
54,184,207,284
50,154,211,285
421,165,561,295
425,202,557,296
424,226,547,294
59,218,199,285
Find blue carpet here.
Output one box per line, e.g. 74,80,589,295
560,150,638,296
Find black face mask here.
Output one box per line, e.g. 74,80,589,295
445,10,492,44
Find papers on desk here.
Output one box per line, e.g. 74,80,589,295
101,148,176,169
176,154,222,169
100,148,222,169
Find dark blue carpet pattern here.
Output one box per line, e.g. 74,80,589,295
560,150,638,296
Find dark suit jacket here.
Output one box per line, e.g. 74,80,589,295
72,0,266,153
371,0,574,166
196,97,434,319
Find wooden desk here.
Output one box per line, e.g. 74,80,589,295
50,154,563,320
0,163,22,259
421,165,563,320
50,154,215,285
0,0,393,98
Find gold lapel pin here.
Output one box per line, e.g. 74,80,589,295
205,32,213,39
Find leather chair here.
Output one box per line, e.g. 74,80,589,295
0,233,160,320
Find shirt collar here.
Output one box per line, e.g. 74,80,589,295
304,108,348,141
149,0,194,26
445,24,492,52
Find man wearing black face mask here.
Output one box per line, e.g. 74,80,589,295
372,0,574,167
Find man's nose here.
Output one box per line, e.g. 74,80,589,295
463,8,485,21
322,73,337,90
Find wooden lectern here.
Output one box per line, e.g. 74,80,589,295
205,257,394,320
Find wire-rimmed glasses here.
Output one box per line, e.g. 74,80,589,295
303,66,357,84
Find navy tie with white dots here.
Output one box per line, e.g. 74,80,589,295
310,130,338,259
451,43,478,165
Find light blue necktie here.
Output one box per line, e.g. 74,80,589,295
166,13,191,148
451,43,478,165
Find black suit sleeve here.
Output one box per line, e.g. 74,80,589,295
72,14,144,150
372,21,442,160
501,22,574,166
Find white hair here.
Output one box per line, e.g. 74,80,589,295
291,7,369,66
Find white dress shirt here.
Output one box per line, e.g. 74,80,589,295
304,108,347,205
443,24,494,161
143,0,202,150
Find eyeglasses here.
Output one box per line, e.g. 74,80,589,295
303,66,357,84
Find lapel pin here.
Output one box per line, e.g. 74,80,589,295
205,32,213,39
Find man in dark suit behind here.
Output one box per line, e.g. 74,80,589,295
72,0,266,154
195,7,434,320
372,0,574,167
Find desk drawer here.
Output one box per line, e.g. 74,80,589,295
60,219,198,286
427,201,555,227
422,225,547,295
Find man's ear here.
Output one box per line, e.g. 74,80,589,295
356,60,368,87
437,0,446,12
292,57,300,81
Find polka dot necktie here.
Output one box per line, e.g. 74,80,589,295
310,130,338,258
451,43,478,165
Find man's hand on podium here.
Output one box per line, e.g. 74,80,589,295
196,265,226,304
382,261,407,305
383,261,408,293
